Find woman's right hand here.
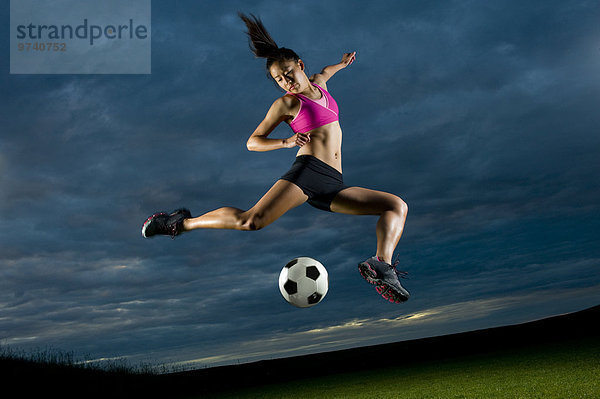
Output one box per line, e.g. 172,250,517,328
294,132,311,147
285,132,311,148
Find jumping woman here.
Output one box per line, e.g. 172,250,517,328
142,13,410,303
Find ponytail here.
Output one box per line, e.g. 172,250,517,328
238,12,278,59
239,12,300,76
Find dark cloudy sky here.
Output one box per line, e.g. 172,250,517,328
2,1,599,369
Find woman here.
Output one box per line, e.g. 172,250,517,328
142,13,409,303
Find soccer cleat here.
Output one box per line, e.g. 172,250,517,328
141,208,191,239
358,256,410,303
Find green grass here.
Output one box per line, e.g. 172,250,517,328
198,338,600,399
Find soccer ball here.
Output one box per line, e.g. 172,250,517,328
279,257,328,308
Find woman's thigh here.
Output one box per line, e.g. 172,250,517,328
246,179,309,227
330,186,404,215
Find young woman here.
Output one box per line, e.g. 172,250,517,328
142,13,410,303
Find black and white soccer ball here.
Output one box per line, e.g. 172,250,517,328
279,257,328,308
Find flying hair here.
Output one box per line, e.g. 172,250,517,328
238,12,278,58
238,12,300,78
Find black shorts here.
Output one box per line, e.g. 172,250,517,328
280,155,348,212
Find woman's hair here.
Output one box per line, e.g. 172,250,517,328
239,12,300,78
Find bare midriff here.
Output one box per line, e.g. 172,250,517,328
295,121,343,173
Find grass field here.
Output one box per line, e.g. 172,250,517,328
3,307,598,398
199,337,600,399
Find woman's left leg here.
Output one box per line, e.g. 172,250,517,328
330,187,408,264
331,187,410,303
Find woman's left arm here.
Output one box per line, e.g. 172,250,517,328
311,51,356,85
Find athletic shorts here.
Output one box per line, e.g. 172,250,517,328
280,155,348,212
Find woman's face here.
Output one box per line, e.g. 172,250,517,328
269,59,308,93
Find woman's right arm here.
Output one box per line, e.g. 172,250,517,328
247,97,308,152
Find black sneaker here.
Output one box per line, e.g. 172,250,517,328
358,256,410,303
141,208,191,239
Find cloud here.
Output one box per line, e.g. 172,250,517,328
166,285,600,368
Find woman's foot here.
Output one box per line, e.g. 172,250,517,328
142,209,191,238
358,256,410,303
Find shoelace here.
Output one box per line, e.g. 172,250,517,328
167,209,191,239
169,217,185,239
169,225,178,239
390,255,409,279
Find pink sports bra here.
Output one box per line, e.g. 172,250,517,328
287,83,339,134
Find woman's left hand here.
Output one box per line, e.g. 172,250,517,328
341,51,356,67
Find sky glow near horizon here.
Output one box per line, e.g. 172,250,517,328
1,0,599,368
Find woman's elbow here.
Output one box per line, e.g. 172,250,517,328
246,139,257,151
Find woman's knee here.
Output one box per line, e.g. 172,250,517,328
390,195,408,217
239,211,266,231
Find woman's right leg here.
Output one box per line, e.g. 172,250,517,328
182,179,308,231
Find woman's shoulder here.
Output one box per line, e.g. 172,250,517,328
265,94,299,121
309,75,328,91
277,93,300,109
